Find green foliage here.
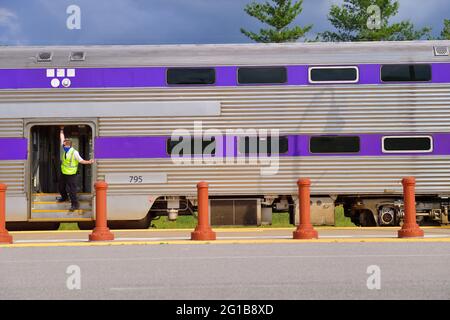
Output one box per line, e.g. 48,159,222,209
150,215,199,229
334,205,356,227
59,222,79,230
241,0,312,42
318,0,431,41
263,212,293,227
441,19,450,40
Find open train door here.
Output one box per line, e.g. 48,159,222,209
27,123,94,223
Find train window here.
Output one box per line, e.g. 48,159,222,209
167,137,216,155
238,67,287,84
310,136,360,153
309,66,359,83
382,136,433,153
381,64,431,82
166,68,215,85
238,136,289,155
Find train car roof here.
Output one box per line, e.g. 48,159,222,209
0,40,449,68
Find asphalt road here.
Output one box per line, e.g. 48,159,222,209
1,242,449,300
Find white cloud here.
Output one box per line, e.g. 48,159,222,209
0,7,23,44
0,7,17,27
395,0,449,34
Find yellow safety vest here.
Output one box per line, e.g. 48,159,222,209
61,147,79,175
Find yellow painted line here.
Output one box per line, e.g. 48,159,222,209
190,226,450,232
28,218,93,222
33,193,91,196
33,201,90,205
1,237,450,248
315,226,450,230
31,209,89,213
10,230,90,234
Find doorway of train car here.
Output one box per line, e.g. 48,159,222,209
28,123,94,221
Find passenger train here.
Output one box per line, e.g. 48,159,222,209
1,40,450,229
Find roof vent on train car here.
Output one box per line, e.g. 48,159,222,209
433,46,449,56
70,51,86,61
36,51,53,62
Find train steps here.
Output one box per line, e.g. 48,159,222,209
30,193,93,220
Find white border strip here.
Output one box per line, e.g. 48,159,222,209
382,135,433,153
308,66,359,84
0,101,221,118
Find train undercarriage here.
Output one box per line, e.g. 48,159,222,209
340,195,450,227
147,194,450,228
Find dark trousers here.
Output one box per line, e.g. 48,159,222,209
58,173,79,207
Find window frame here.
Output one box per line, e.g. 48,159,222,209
381,135,433,153
380,64,432,83
237,135,289,155
166,136,217,156
309,135,361,154
166,67,216,86
308,66,359,84
237,66,288,85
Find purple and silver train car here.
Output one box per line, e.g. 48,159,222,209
1,41,450,229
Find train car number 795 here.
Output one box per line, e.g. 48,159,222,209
129,176,143,183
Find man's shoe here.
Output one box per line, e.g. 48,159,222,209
69,205,80,212
56,197,68,203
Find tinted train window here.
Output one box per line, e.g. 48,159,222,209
310,136,360,153
383,136,432,152
238,136,289,155
167,137,216,155
167,68,215,85
238,67,287,84
309,67,358,83
381,64,431,82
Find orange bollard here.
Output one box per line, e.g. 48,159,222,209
293,178,318,240
0,184,12,244
398,177,424,238
89,181,114,241
191,181,216,241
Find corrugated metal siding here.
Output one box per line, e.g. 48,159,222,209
97,157,450,196
0,119,23,137
95,84,450,135
0,119,26,196
0,161,26,194
1,83,450,196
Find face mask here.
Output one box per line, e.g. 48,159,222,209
63,146,71,153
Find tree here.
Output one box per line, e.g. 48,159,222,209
440,19,450,40
240,0,312,43
318,0,431,42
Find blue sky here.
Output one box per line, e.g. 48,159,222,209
0,0,448,45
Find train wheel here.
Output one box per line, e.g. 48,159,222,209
359,210,377,227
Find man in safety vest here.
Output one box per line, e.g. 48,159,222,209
57,126,95,212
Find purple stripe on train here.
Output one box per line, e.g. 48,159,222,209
0,138,27,160
1,63,450,90
1,135,448,161
94,134,450,159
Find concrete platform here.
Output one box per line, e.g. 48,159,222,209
2,226,450,248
